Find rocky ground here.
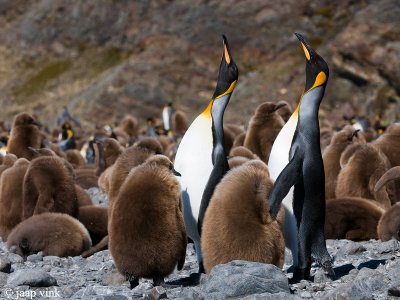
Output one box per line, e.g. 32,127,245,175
0,189,400,300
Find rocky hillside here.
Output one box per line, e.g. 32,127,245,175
0,0,398,129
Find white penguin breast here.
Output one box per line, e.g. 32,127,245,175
268,114,298,211
174,114,214,221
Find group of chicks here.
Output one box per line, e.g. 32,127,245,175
0,94,398,288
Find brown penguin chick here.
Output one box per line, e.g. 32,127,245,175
339,143,365,169
108,140,163,214
202,160,285,273
228,156,250,169
74,168,99,189
374,123,400,203
0,158,30,240
156,135,173,153
335,144,392,209
275,100,292,122
172,110,189,136
323,126,364,200
0,154,18,178
324,197,384,241
7,112,42,160
224,126,236,156
109,155,186,287
374,123,400,167
23,156,79,219
7,212,91,258
47,142,67,158
94,138,124,193
78,206,108,245
229,146,258,160
164,142,179,161
320,127,333,152
133,137,163,154
375,166,400,205
118,115,139,140
232,131,246,147
243,102,285,163
27,147,56,158
378,203,400,241
225,123,244,136
65,149,85,168
75,185,93,207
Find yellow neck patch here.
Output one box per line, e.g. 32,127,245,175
215,80,237,100
201,100,213,119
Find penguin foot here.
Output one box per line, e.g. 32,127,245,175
125,272,139,289
153,274,165,287
288,267,310,284
165,273,201,287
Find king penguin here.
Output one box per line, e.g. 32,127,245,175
268,33,333,282
162,102,174,133
172,35,238,285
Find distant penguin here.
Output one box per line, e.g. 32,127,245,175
58,121,76,151
114,115,139,145
109,155,186,288
172,35,238,284
202,160,285,272
243,101,286,163
7,212,91,258
378,203,400,241
23,156,78,219
322,126,363,199
335,144,392,209
7,112,42,160
78,205,108,245
268,34,333,282
0,158,30,240
325,197,384,241
163,103,174,133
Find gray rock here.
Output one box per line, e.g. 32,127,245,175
27,253,43,263
313,268,332,283
7,253,24,264
201,260,290,299
7,269,57,287
0,272,8,286
376,240,400,254
326,268,387,300
335,242,366,259
240,292,301,300
0,255,11,273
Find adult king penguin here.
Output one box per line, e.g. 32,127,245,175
171,35,238,285
268,33,333,282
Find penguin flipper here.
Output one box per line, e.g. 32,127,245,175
269,149,303,220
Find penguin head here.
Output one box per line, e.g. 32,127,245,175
212,35,239,101
295,33,329,93
14,113,40,127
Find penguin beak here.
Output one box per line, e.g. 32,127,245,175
274,102,287,112
172,168,181,177
222,34,232,65
294,33,313,61
27,146,39,155
351,129,360,139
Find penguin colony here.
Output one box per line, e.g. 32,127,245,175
0,33,398,289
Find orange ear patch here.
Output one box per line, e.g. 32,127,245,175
311,72,327,90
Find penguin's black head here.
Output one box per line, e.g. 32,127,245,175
295,33,329,92
212,35,239,100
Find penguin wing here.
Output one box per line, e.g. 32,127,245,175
269,149,303,220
